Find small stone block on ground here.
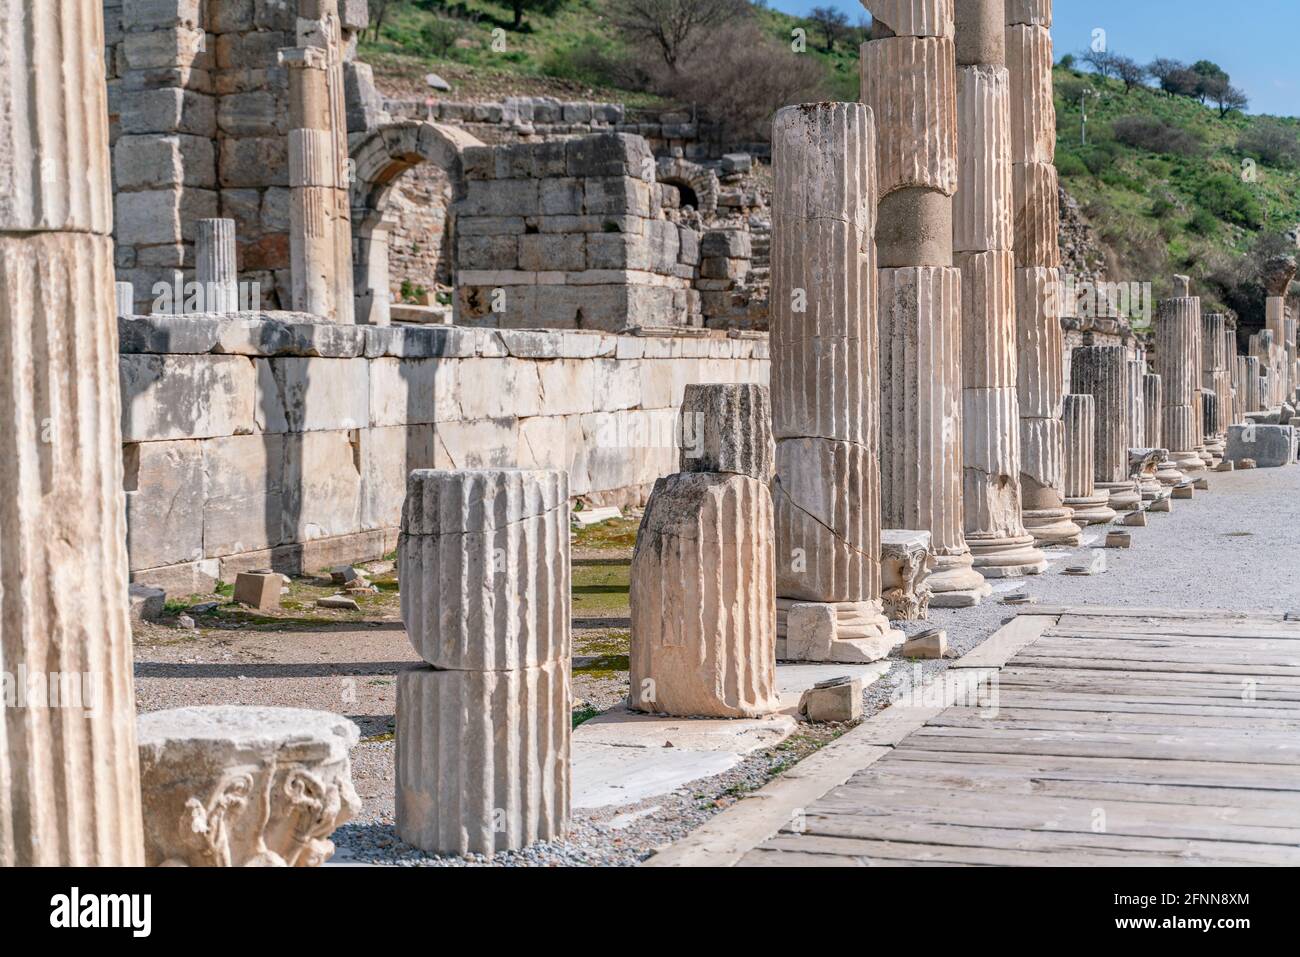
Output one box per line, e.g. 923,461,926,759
798,676,863,723
233,571,280,611
1193,477,1210,490
572,505,621,527
1064,550,1107,576
318,595,360,610
1122,510,1150,526
1105,531,1132,549
129,583,166,623
1173,484,1194,500
1216,461,1235,472
1148,497,1172,513
902,628,947,659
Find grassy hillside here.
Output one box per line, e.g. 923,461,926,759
358,0,858,102
1054,65,1300,318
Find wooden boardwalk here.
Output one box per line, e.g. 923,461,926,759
739,608,1300,867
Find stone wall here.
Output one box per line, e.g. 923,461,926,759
104,0,369,313
118,314,768,594
452,134,700,332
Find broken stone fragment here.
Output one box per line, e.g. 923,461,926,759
902,628,947,659
330,565,363,585
798,675,863,723
129,583,166,624
317,595,360,611
678,382,774,481
137,706,360,867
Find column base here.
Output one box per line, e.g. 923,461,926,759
1098,481,1143,512
1023,507,1083,547
966,533,1048,578
927,551,993,608
776,600,904,663
1171,450,1206,475
1157,461,1187,485
1064,493,1117,526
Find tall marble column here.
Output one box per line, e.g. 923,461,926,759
1006,0,1079,545
770,102,901,661
280,0,355,323
1125,358,1146,449
863,1,991,607
1240,355,1264,415
1263,255,1296,402
1155,291,1206,474
1061,393,1116,525
0,0,144,865
954,0,1046,578
1201,313,1228,445
1071,346,1141,511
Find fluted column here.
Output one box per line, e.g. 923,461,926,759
1240,355,1264,415
1061,393,1116,525
1005,0,1078,545
1264,255,1296,403
1155,293,1206,474
1125,358,1146,449
0,0,144,865
195,218,238,314
863,3,991,607
280,0,355,323
770,102,901,661
954,0,1046,579
1071,346,1141,511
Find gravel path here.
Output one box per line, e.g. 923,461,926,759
134,464,1300,866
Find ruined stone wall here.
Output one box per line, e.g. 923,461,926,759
118,315,767,593
452,134,700,332
104,0,369,313
387,164,453,298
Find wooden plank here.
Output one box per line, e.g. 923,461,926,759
1054,615,1300,640
929,705,1300,733
1029,605,1288,622
1006,655,1300,678
975,689,1300,718
1028,635,1300,663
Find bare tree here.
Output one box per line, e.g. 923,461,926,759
1112,55,1147,94
1212,81,1249,118
612,0,750,73
1080,47,1117,79
369,0,401,41
1147,57,1185,95
807,6,849,52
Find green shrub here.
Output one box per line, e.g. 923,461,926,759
1056,151,1088,177
1192,172,1263,229
1187,208,1218,235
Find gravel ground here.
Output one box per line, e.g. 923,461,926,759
134,465,1300,866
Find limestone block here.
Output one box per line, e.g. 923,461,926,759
798,677,863,723
433,417,520,470
565,133,653,179
281,430,363,543
592,357,642,412
862,0,953,37
116,186,220,245
458,234,519,271
881,529,934,621
123,439,205,571
114,133,216,190
954,66,1014,253
1226,424,1295,468
138,706,360,866
129,582,167,624
860,36,958,196
583,177,651,217
628,471,779,718
396,661,569,857
519,233,585,272
678,383,773,480
359,424,437,532
117,87,216,137
1011,162,1059,268
255,357,370,432
399,469,570,670
234,571,281,611
202,433,285,557
120,353,257,441
368,356,459,427
1005,23,1055,165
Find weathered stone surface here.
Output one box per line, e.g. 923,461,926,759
954,66,1013,253
1061,393,1116,525
770,102,896,657
1070,346,1132,494
798,677,863,723
124,439,205,569
137,706,360,866
1,7,144,863
399,469,570,670
233,571,281,611
1155,295,1205,472
120,352,257,441
678,383,773,480
1005,22,1055,165
863,0,954,37
860,36,958,197
396,661,570,857
129,583,166,623
1226,424,1296,468
628,471,779,718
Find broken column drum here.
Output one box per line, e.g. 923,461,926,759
395,469,571,857
862,3,992,607
628,383,781,716
769,102,902,661
1005,0,1079,546
0,0,144,865
1061,393,1117,525
1145,372,1182,486
1155,294,1206,475
954,0,1047,579
195,218,238,314
1071,346,1141,512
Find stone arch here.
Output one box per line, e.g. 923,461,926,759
655,156,719,216
349,121,484,324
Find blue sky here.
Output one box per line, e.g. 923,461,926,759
769,0,1300,117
